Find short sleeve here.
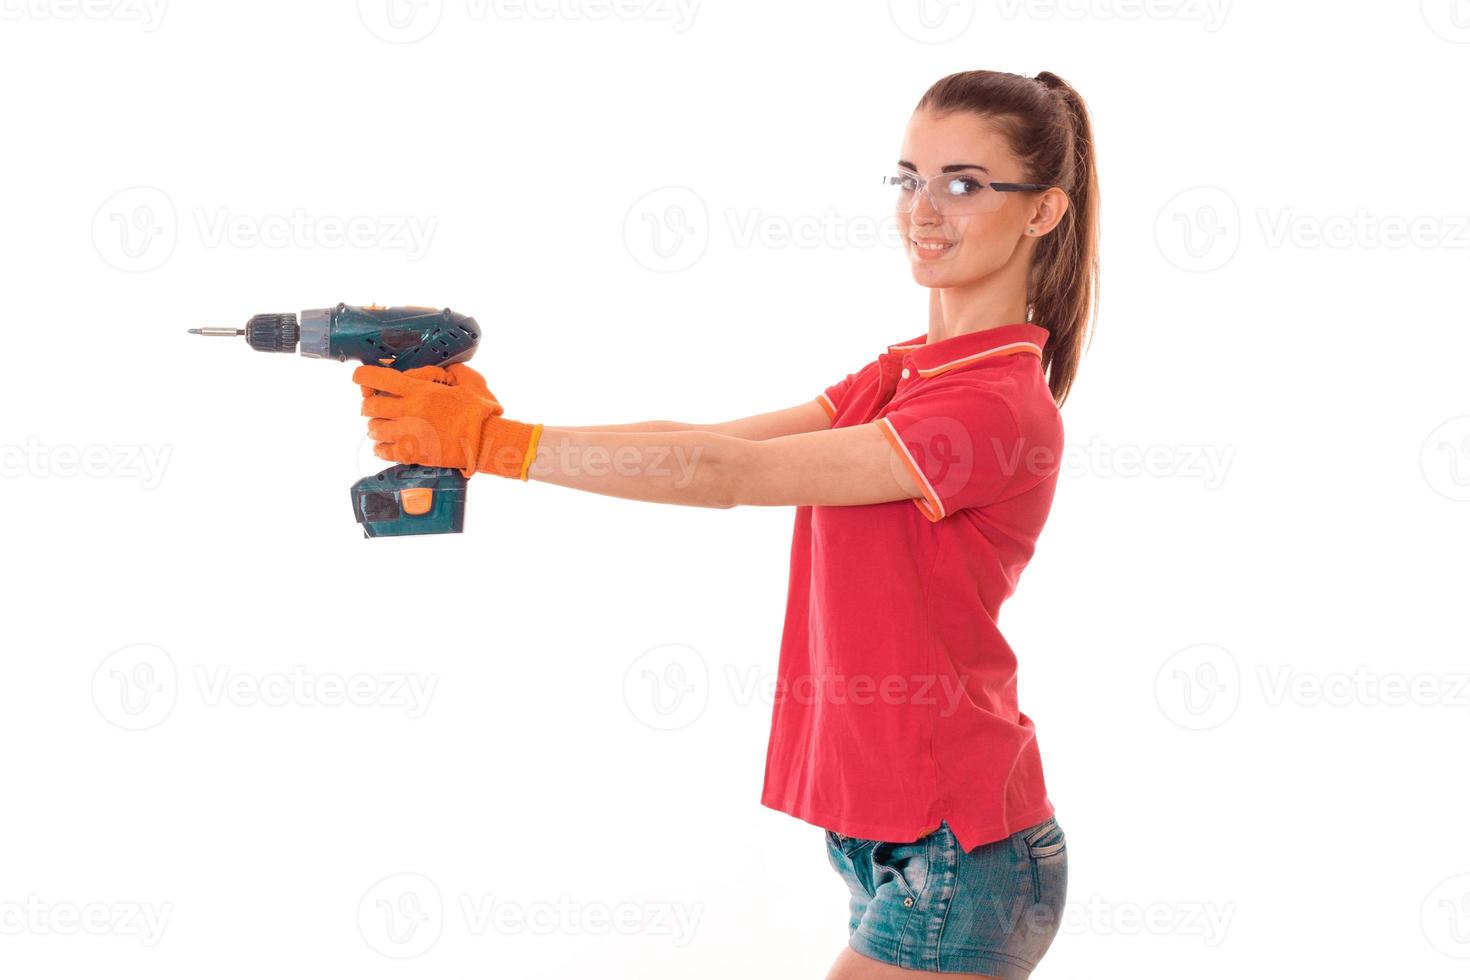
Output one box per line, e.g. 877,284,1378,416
816,370,858,426
876,381,1056,521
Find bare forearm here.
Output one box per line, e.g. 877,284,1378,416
524,426,741,508
553,421,709,434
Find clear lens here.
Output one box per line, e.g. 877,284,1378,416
888,170,1003,215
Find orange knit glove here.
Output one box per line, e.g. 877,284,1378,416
354,364,543,480
366,363,504,415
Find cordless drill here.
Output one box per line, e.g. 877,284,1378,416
190,303,481,538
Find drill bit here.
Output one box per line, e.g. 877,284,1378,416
188,327,245,336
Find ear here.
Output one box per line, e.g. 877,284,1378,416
1026,187,1071,237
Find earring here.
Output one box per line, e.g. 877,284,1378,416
1027,227,1036,235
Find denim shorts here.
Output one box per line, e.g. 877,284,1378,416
824,815,1067,978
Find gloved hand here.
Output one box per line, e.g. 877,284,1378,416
363,363,504,416
355,364,543,480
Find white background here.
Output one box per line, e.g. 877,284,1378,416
3,1,1469,977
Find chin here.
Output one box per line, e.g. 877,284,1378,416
910,262,975,289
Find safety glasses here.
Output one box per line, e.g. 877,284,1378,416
884,168,1051,216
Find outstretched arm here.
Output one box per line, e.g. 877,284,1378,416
552,398,831,441
524,421,921,511
354,366,921,511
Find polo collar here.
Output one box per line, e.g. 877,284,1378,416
886,322,1049,379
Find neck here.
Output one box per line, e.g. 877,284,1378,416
926,244,1033,343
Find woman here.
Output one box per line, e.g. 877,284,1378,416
355,68,1098,980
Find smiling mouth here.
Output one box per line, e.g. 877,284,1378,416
911,238,954,258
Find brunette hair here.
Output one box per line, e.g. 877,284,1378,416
915,70,1099,407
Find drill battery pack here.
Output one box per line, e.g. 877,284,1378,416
351,465,469,537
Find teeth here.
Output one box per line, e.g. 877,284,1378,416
914,241,951,251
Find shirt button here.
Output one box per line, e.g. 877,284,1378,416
902,897,915,907
900,368,911,379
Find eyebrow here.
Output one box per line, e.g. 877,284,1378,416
897,160,992,174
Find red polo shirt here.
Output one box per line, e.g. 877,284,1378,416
759,321,1063,853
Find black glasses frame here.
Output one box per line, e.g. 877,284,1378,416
883,172,1052,194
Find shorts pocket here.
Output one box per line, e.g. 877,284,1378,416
1022,818,1066,859
871,838,928,906
828,830,877,859
1021,818,1067,905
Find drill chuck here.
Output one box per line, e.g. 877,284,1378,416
245,313,300,353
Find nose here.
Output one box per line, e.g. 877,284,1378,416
906,187,942,224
